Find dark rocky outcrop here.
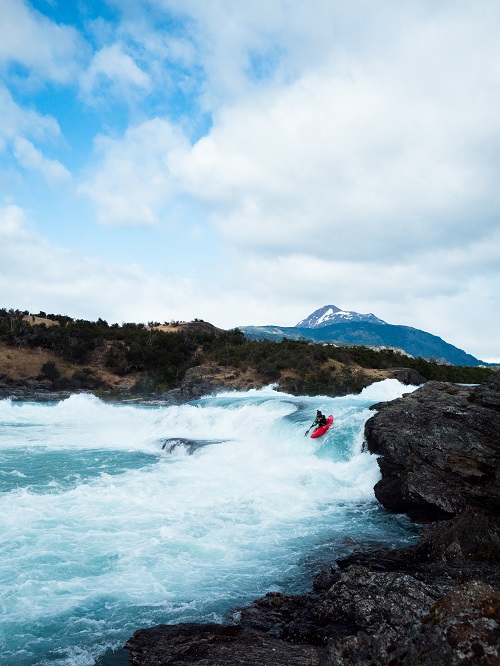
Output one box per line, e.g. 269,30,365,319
179,366,225,400
125,623,320,665
161,437,227,455
322,579,500,666
125,373,500,665
386,367,427,386
365,374,500,521
0,379,74,402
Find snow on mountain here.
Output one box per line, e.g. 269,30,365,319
296,305,387,328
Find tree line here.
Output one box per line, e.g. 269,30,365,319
0,308,494,395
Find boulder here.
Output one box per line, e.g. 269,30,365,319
364,378,500,520
388,367,427,386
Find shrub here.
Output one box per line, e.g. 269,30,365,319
40,361,60,381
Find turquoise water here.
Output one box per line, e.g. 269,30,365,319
0,381,418,665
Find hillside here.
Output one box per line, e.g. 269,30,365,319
0,308,494,399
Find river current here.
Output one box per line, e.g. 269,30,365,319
0,380,419,665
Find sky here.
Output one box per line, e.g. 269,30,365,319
0,0,499,362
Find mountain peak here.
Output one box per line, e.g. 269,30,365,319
296,305,387,328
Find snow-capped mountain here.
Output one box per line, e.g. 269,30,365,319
239,304,484,366
296,305,387,328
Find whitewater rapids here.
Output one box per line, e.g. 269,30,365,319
0,379,418,665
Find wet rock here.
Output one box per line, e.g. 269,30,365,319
0,381,74,402
125,623,320,665
320,565,440,631
415,509,500,567
161,438,226,454
364,380,500,520
321,580,500,666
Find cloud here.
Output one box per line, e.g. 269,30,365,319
0,203,198,323
13,137,71,183
0,204,29,238
79,1,500,256
0,85,70,186
0,85,61,147
80,43,151,100
0,0,84,83
78,118,187,225
174,28,500,262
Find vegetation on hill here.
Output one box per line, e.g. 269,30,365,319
0,308,495,396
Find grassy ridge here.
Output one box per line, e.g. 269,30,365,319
0,309,495,396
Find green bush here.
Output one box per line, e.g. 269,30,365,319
40,361,60,381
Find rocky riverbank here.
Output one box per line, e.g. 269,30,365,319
125,373,500,665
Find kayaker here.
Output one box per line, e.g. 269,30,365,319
315,410,327,427
305,410,327,435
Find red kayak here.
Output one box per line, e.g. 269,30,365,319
310,414,334,438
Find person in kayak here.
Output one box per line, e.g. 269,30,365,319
305,410,327,435
315,410,327,427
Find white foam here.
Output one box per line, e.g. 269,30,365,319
0,380,417,664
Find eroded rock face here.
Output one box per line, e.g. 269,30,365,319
364,376,500,520
322,580,500,666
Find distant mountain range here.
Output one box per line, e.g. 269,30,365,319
240,304,486,367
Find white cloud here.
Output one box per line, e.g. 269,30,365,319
13,137,71,183
80,43,151,99
0,0,84,83
0,85,70,186
78,118,187,225
0,204,29,238
80,2,500,255
0,203,199,323
174,28,500,262
0,85,61,147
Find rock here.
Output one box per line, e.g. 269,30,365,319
364,380,500,520
321,580,500,665
471,371,500,411
319,565,440,632
388,367,428,385
415,509,500,567
125,623,320,665
160,437,226,454
410,580,500,665
180,366,224,400
0,381,74,402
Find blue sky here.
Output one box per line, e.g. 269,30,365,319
1,0,499,362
